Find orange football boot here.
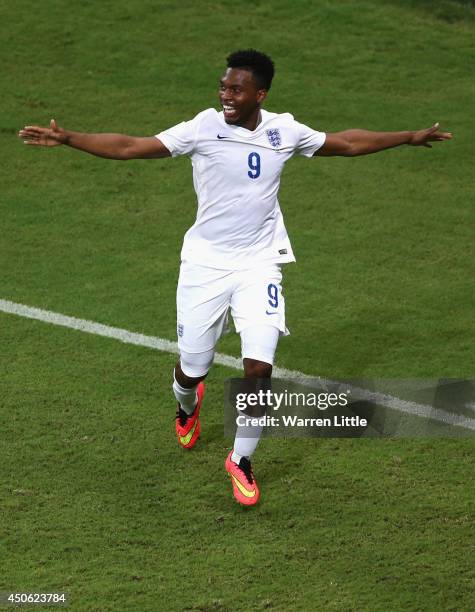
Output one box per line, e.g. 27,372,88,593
175,382,205,449
225,451,260,506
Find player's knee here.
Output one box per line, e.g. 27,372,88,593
174,361,205,388
243,358,272,378
177,348,214,380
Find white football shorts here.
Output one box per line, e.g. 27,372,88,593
176,261,288,357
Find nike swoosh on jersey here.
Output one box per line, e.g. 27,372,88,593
266,311,278,315
217,134,230,139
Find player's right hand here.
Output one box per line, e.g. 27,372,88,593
19,119,67,146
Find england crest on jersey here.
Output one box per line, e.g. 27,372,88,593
266,128,281,148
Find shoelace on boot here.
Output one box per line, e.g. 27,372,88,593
175,405,191,427
238,457,254,485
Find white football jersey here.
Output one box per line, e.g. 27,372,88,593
156,108,326,269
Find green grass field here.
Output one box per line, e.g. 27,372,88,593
1,0,474,610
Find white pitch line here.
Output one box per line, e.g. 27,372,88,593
1,298,474,432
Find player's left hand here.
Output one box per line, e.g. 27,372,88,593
409,123,452,148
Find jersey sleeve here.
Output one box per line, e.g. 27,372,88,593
155,113,202,157
293,120,326,157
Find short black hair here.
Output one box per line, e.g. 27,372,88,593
226,49,275,90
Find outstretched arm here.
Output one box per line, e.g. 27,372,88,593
317,123,452,157
18,119,171,160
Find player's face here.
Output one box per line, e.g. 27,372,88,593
219,68,267,130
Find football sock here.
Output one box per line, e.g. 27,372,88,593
232,423,263,463
172,374,198,416
231,450,244,464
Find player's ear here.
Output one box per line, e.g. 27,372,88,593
257,89,268,104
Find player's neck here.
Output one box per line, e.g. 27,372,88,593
237,109,262,131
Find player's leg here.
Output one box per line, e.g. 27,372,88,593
232,339,275,464
173,353,211,449
224,325,279,505
173,354,209,417
225,264,287,504
232,262,286,462
173,262,232,448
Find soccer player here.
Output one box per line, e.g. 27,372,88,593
19,49,451,506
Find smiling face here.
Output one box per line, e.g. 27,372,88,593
219,68,268,131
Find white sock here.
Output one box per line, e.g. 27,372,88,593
173,374,197,415
232,423,263,463
231,451,243,464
